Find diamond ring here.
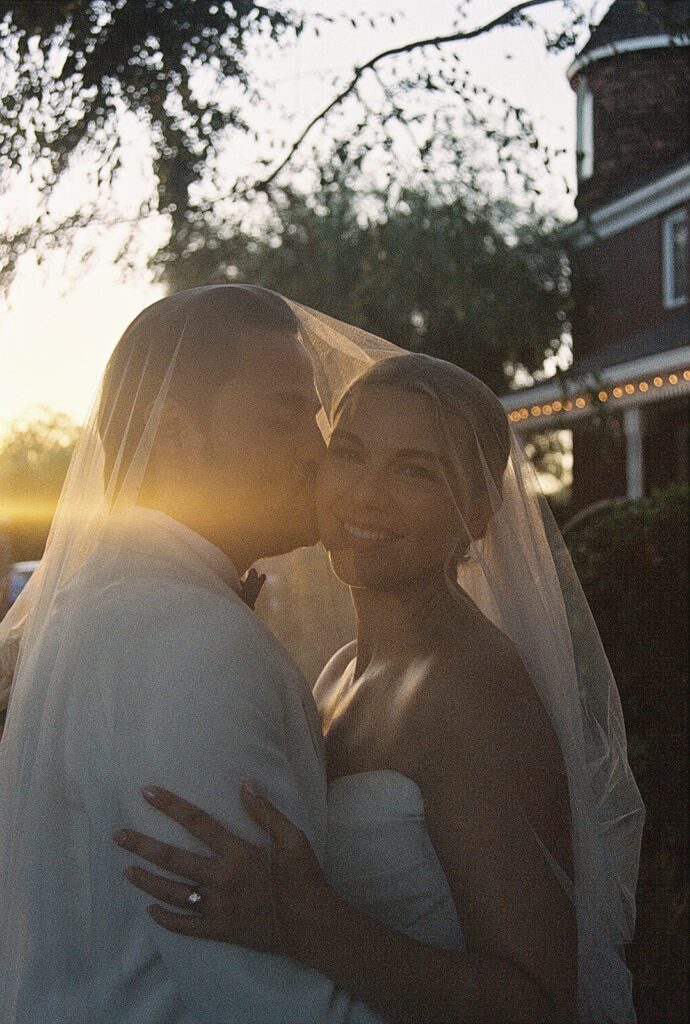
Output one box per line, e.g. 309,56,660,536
186,890,203,909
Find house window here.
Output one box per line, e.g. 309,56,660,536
662,209,689,308
576,78,593,181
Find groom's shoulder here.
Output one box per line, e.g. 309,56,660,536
81,579,295,722
98,574,259,647
68,538,307,695
76,551,273,667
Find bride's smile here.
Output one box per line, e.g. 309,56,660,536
317,384,462,592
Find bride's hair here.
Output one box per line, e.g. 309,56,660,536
335,353,511,545
97,285,299,500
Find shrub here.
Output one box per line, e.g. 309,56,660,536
566,484,689,1023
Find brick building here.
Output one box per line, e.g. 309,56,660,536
503,0,690,511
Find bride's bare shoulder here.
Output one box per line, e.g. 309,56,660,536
313,640,358,706
421,626,553,766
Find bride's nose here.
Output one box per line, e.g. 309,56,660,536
347,463,392,508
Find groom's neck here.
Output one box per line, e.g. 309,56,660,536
136,494,256,576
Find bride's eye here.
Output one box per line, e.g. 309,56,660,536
399,463,435,481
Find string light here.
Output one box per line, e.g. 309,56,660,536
506,367,689,424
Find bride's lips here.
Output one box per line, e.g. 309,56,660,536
334,516,404,550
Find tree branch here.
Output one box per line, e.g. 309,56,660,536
253,0,559,191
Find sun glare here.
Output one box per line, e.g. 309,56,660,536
0,260,163,437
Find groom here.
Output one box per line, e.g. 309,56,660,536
4,287,379,1023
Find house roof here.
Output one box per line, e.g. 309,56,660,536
565,306,690,378
500,334,690,427
577,0,690,61
498,308,690,417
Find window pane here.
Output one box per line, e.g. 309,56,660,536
672,216,688,302
576,80,593,181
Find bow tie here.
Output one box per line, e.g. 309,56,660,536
239,568,267,610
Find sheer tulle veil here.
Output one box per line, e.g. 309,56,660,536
0,284,643,1023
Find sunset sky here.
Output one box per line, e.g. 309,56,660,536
0,0,603,434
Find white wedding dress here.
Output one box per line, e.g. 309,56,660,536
326,769,465,952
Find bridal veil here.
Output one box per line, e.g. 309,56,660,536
0,284,644,1023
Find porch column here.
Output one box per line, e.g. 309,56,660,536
623,405,644,499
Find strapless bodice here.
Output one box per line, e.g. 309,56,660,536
325,769,465,951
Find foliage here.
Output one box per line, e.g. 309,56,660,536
523,429,573,508
0,410,78,562
567,483,688,734
0,0,586,289
0,0,303,280
164,174,570,392
3,1,690,289
566,484,689,1023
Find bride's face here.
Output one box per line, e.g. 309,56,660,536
317,384,464,591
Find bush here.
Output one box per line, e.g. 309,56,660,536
566,484,689,1023
0,412,77,563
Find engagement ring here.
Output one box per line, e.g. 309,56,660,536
186,890,203,909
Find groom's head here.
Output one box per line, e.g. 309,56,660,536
100,285,324,567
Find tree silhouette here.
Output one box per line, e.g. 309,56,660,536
0,0,587,288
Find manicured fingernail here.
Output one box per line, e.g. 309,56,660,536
122,866,134,880
141,786,159,801
241,781,258,798
113,829,130,844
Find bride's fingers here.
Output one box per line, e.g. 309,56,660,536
123,864,205,911
113,828,215,881
240,783,303,850
140,786,248,856
147,904,221,939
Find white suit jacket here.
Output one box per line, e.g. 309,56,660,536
2,510,381,1024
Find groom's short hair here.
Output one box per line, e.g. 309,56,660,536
98,285,300,498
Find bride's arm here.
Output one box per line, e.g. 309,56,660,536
119,759,576,1024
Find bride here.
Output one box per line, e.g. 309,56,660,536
115,349,645,1023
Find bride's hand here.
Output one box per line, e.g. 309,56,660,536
114,784,330,957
